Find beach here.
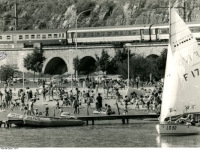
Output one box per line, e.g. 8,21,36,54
0,85,152,121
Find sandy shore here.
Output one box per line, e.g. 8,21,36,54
0,87,154,120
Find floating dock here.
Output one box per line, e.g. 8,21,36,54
0,114,159,127
77,114,159,125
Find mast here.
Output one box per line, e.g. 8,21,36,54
169,0,171,45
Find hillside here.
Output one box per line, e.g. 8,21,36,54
0,0,200,30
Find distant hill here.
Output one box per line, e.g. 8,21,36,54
0,0,200,30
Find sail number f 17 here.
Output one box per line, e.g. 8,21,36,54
184,68,199,81
166,125,177,130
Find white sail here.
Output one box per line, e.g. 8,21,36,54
171,8,200,114
160,8,200,122
160,45,181,122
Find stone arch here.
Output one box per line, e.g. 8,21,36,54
146,54,159,59
43,57,68,75
79,56,97,75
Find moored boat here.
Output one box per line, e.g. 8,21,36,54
23,115,85,127
7,113,25,126
156,124,200,136
156,2,200,135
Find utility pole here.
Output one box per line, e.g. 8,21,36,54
14,0,18,30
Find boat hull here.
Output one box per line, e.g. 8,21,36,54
156,124,200,135
23,116,85,127
7,113,25,126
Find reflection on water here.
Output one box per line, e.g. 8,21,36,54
156,134,200,147
0,122,200,147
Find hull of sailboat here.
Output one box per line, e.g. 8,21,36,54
23,116,85,127
156,124,200,135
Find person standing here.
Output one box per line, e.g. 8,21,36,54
42,86,47,102
86,93,91,115
0,90,3,104
5,91,10,109
4,81,8,91
96,93,102,111
135,76,140,89
27,87,32,102
73,97,79,114
28,99,36,116
48,78,53,101
83,80,86,89
124,96,129,114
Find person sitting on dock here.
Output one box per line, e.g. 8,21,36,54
106,105,115,115
102,103,108,112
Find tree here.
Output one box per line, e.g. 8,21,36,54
106,58,118,74
23,47,46,81
0,65,15,82
156,48,167,77
114,48,134,63
96,49,110,74
113,48,135,78
73,56,80,78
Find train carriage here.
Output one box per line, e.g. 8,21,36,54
67,24,151,44
0,29,67,46
151,22,200,42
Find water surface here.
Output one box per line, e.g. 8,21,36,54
0,121,200,147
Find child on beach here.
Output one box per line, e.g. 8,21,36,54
34,108,39,116
10,101,15,111
43,107,49,116
57,107,63,115
24,106,28,115
1,100,6,111
55,100,59,109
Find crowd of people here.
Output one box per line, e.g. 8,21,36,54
0,75,164,118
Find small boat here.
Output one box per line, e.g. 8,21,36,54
7,113,25,126
23,116,85,127
156,3,200,135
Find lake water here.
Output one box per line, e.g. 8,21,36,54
0,121,200,148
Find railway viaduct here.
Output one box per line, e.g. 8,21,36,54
0,43,168,74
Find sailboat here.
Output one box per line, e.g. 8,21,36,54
156,2,200,135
